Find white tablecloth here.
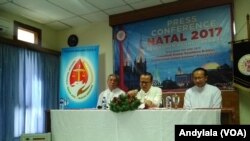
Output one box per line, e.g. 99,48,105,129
51,109,221,141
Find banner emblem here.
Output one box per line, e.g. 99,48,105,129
66,58,93,100
238,54,250,76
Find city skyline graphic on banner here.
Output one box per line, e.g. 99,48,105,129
113,5,233,92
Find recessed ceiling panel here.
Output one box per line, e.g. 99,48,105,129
60,17,90,27
131,0,162,9
162,0,178,3
0,0,180,31
124,0,144,3
13,0,74,20
0,0,8,4
46,21,70,30
85,0,126,9
0,3,54,23
81,11,108,22
105,5,133,15
48,0,99,15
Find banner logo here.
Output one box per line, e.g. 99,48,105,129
238,54,250,76
66,58,93,100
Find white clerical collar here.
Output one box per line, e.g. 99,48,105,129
194,84,207,92
108,87,119,93
142,86,152,94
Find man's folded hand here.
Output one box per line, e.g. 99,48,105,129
127,89,138,97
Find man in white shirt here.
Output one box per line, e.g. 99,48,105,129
183,67,222,109
128,72,162,109
97,74,125,109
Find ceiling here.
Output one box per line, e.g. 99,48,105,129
0,0,178,31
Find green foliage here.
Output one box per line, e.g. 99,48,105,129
109,94,141,113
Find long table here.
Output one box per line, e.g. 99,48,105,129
50,109,221,141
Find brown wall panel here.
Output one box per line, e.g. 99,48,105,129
162,90,239,124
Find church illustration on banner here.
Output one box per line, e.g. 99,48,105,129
115,45,233,91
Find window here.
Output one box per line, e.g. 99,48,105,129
14,21,41,46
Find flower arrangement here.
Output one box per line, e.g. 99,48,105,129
109,94,141,113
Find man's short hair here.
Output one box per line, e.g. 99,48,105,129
108,74,120,83
192,67,208,76
140,72,153,82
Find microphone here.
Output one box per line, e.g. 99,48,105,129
97,105,102,109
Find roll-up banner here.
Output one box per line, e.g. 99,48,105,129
59,45,99,109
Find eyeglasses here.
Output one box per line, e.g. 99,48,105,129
193,77,205,80
140,81,151,84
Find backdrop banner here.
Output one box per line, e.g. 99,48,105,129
233,41,250,88
59,45,99,109
113,5,233,92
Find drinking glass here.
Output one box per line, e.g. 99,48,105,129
160,98,164,108
165,96,172,109
172,94,180,109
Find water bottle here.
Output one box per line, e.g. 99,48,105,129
102,97,107,110
59,98,65,109
165,96,172,109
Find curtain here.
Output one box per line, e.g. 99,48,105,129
0,42,59,141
